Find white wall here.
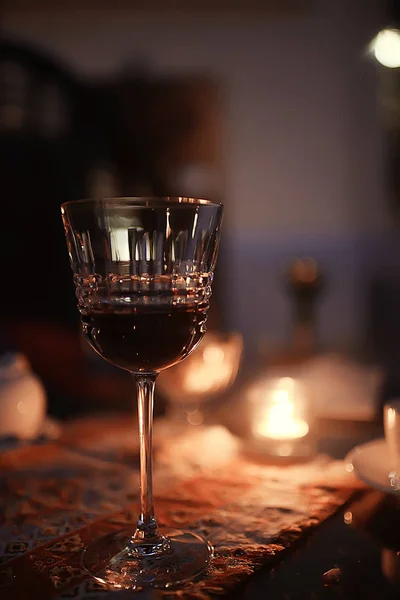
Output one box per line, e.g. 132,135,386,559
3,0,393,352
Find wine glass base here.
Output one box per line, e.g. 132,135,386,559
82,529,214,590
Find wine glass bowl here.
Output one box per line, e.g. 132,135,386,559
61,197,223,589
81,297,208,373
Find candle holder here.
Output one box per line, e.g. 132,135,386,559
247,375,315,459
157,331,243,430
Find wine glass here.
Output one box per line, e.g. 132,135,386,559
61,197,223,590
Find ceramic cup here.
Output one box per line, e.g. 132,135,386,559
384,400,400,490
0,353,46,439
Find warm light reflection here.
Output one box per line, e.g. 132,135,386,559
111,228,129,261
344,511,353,525
255,378,309,441
203,345,225,364
157,332,243,417
183,345,231,394
372,28,400,68
186,409,204,425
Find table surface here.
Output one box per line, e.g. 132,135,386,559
1,417,398,600
229,421,400,600
232,494,400,600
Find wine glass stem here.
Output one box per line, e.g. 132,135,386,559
131,373,162,545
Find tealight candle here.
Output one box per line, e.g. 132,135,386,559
249,376,313,458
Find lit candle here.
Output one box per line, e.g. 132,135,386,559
249,377,313,456
255,386,309,440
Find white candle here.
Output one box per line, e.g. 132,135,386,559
253,377,309,441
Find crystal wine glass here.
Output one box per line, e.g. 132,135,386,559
61,197,223,590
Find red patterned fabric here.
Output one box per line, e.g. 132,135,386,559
0,434,356,599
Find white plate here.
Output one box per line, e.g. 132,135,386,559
346,438,400,495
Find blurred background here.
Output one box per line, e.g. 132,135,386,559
2,0,400,420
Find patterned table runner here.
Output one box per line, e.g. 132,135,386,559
0,425,359,599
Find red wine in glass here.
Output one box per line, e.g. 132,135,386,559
82,301,208,373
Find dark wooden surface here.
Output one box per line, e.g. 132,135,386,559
230,421,400,600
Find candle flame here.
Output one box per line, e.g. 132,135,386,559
256,388,309,440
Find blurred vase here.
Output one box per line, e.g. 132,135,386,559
0,353,46,439
286,256,324,357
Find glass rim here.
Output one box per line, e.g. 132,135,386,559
61,196,223,210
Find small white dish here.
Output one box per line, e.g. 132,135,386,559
345,438,400,495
